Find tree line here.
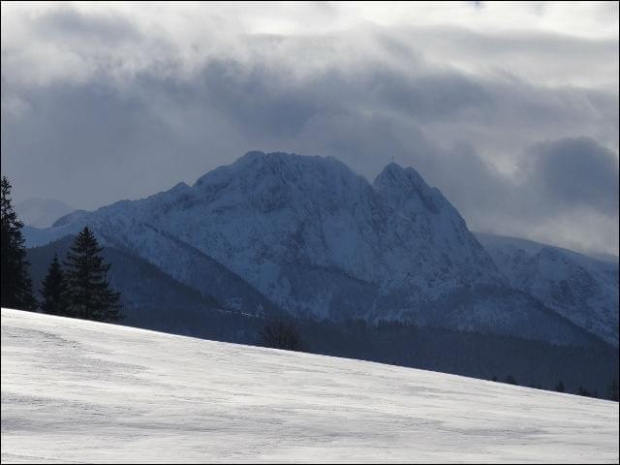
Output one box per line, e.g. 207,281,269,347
1,176,120,322
490,375,619,401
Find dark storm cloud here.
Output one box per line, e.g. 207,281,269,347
1,3,618,255
363,70,494,122
200,59,325,138
1,81,183,206
530,137,619,215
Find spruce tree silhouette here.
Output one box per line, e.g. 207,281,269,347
40,253,70,316
1,176,36,310
64,227,121,322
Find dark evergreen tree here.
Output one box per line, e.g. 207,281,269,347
40,253,70,316
64,227,121,322
555,381,565,393
260,317,302,351
576,386,592,397
505,375,518,385
1,176,36,310
607,379,619,402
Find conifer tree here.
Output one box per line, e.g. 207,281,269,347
608,378,619,402
260,317,302,351
40,253,69,316
576,386,592,397
1,176,36,310
64,227,121,322
505,375,518,385
555,381,565,393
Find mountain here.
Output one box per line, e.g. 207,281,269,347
25,151,609,346
477,233,619,347
2,308,618,464
15,197,74,228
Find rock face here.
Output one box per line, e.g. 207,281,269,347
28,151,613,346
477,233,619,347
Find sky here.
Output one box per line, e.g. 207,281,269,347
1,1,618,256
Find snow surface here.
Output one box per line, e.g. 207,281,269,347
2,308,618,464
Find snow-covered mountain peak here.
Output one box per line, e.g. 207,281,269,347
230,151,361,184
373,160,500,285
197,151,354,183
376,162,427,190
170,181,190,193
192,151,374,216
374,162,447,215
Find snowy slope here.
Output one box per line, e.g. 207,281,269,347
22,152,601,346
15,198,74,228
477,233,619,347
1,308,618,464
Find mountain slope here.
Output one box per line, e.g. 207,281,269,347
2,308,618,464
26,234,278,341
374,163,503,288
477,233,619,347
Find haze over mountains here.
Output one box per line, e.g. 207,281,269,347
23,151,618,351
15,198,74,228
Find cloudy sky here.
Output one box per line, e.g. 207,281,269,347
1,1,618,256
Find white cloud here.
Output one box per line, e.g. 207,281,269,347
2,2,618,87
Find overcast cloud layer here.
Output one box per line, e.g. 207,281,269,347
1,2,618,256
